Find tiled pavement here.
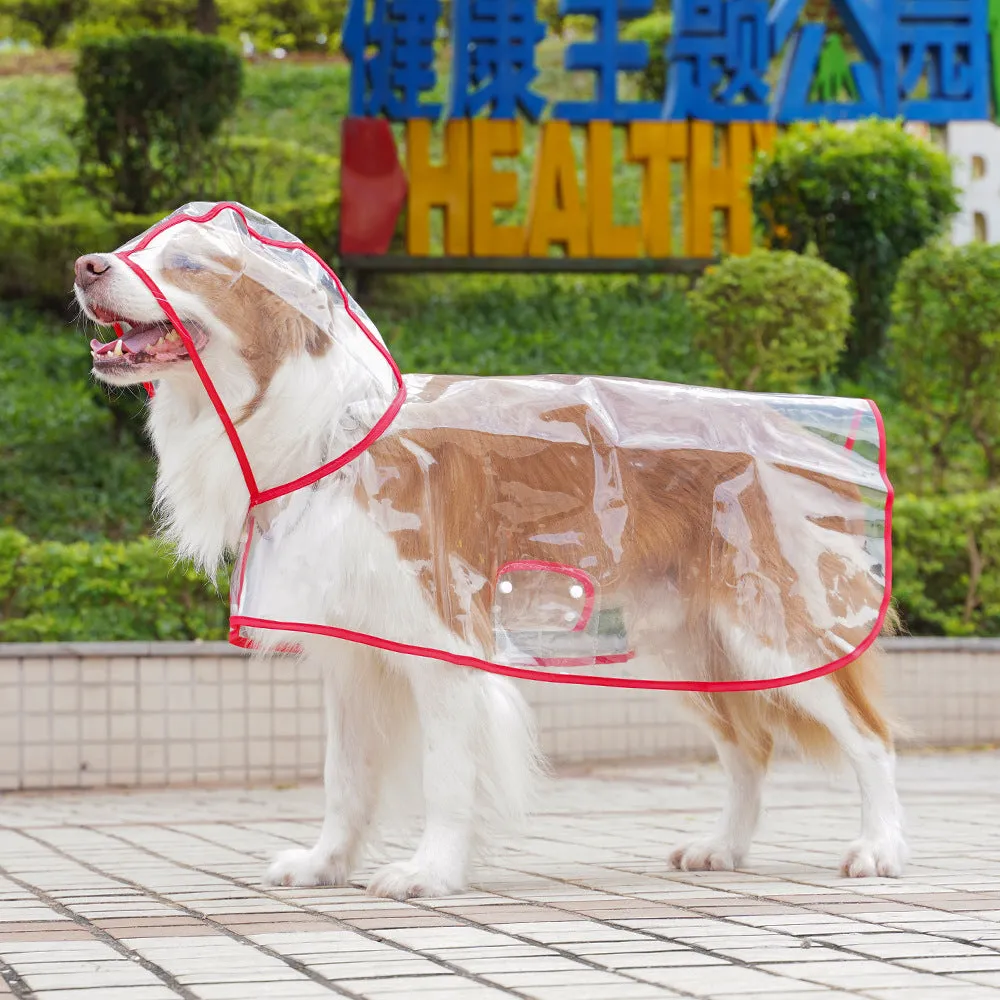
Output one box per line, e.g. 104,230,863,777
1,751,999,1000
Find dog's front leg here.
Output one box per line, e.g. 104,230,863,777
266,644,382,887
368,657,477,899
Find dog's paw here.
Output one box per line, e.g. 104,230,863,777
264,847,351,888
367,861,466,900
840,836,907,878
669,840,744,872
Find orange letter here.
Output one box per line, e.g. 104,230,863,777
471,119,526,257
406,119,470,256
685,122,776,257
586,121,641,258
527,121,588,258
626,121,688,257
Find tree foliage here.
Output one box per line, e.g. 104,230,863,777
751,120,958,370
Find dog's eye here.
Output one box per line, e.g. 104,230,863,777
170,254,202,272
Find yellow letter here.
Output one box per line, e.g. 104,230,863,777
586,121,641,258
626,121,688,257
406,119,470,256
527,121,588,258
685,122,776,257
471,119,526,257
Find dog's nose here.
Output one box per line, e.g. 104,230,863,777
75,254,112,289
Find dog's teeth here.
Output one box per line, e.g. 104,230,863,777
112,340,123,356
166,331,179,343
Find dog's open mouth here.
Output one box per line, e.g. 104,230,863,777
89,306,206,369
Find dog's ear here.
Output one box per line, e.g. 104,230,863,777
232,273,334,424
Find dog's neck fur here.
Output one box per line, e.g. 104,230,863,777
146,340,395,575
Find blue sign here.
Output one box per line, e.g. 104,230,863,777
343,0,994,124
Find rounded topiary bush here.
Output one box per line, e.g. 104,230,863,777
750,120,958,370
689,248,851,393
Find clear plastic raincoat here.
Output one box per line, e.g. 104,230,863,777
114,203,892,691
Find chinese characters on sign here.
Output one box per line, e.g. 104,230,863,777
340,0,995,259
345,0,993,124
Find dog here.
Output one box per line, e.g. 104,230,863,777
74,205,906,899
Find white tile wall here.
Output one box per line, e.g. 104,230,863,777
0,638,997,790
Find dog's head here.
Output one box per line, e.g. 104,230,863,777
74,207,340,403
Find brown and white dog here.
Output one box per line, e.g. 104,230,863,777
74,221,906,900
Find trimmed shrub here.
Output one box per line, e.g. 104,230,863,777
194,137,338,205
892,491,1000,638
888,242,1000,493
3,487,996,643
687,248,851,393
0,167,99,217
0,529,227,642
376,273,703,383
621,12,671,103
750,120,958,370
75,32,243,215
3,142,336,218
0,192,338,306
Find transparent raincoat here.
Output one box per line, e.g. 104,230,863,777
115,203,893,691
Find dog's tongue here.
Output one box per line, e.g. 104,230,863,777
91,322,183,356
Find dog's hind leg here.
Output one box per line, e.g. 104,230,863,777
781,655,907,878
709,617,906,877
671,695,773,872
266,640,388,887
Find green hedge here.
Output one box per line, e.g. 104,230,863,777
892,491,1000,638
4,0,349,50
0,529,226,642
3,492,997,642
0,192,338,306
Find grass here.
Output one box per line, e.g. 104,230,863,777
374,273,704,383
